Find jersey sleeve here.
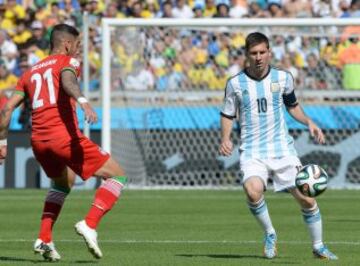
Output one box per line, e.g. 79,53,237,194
220,79,237,119
14,75,26,96
61,57,81,77
283,71,295,95
283,71,298,107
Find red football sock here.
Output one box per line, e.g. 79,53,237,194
85,177,126,229
38,189,69,243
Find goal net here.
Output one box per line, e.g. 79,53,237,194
99,18,360,188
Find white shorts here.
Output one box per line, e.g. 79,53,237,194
241,156,302,192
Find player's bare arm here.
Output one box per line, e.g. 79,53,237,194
61,70,98,124
219,116,234,156
0,93,24,163
287,104,325,144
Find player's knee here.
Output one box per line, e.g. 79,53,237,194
66,175,76,188
106,161,125,178
297,194,316,209
95,157,126,179
243,180,264,202
301,197,316,209
52,174,75,191
113,164,126,177
51,182,72,193
291,187,316,208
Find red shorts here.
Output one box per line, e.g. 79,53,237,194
32,135,110,180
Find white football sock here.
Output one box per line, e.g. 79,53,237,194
247,196,275,235
302,203,323,249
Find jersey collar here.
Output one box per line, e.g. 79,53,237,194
244,66,271,82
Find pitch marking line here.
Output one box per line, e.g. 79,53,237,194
0,239,359,245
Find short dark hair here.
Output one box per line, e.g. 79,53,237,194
50,23,79,50
245,32,269,52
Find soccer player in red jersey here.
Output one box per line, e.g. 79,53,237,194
0,24,126,261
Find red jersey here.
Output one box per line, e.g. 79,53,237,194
16,54,82,140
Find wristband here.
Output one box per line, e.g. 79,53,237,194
0,139,7,146
77,97,88,104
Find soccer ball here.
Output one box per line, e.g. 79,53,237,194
295,164,328,197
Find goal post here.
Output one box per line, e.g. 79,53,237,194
100,18,360,188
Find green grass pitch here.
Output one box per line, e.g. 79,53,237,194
0,189,359,265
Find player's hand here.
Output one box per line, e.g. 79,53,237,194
308,120,325,144
219,139,233,156
80,102,98,124
0,145,7,165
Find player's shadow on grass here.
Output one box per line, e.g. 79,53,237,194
176,254,265,259
0,256,96,264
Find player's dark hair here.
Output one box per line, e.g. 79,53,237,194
50,24,79,50
245,32,270,51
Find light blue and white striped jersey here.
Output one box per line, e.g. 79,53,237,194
221,66,297,161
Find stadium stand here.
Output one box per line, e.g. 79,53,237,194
0,0,359,103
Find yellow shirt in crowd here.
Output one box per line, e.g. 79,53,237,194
0,73,18,91
12,30,32,45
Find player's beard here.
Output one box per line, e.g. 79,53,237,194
254,62,269,77
255,60,265,71
249,62,268,78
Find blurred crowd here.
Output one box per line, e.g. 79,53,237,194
0,0,360,112
111,25,360,92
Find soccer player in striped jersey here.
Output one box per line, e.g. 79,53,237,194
0,24,127,261
219,32,337,260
